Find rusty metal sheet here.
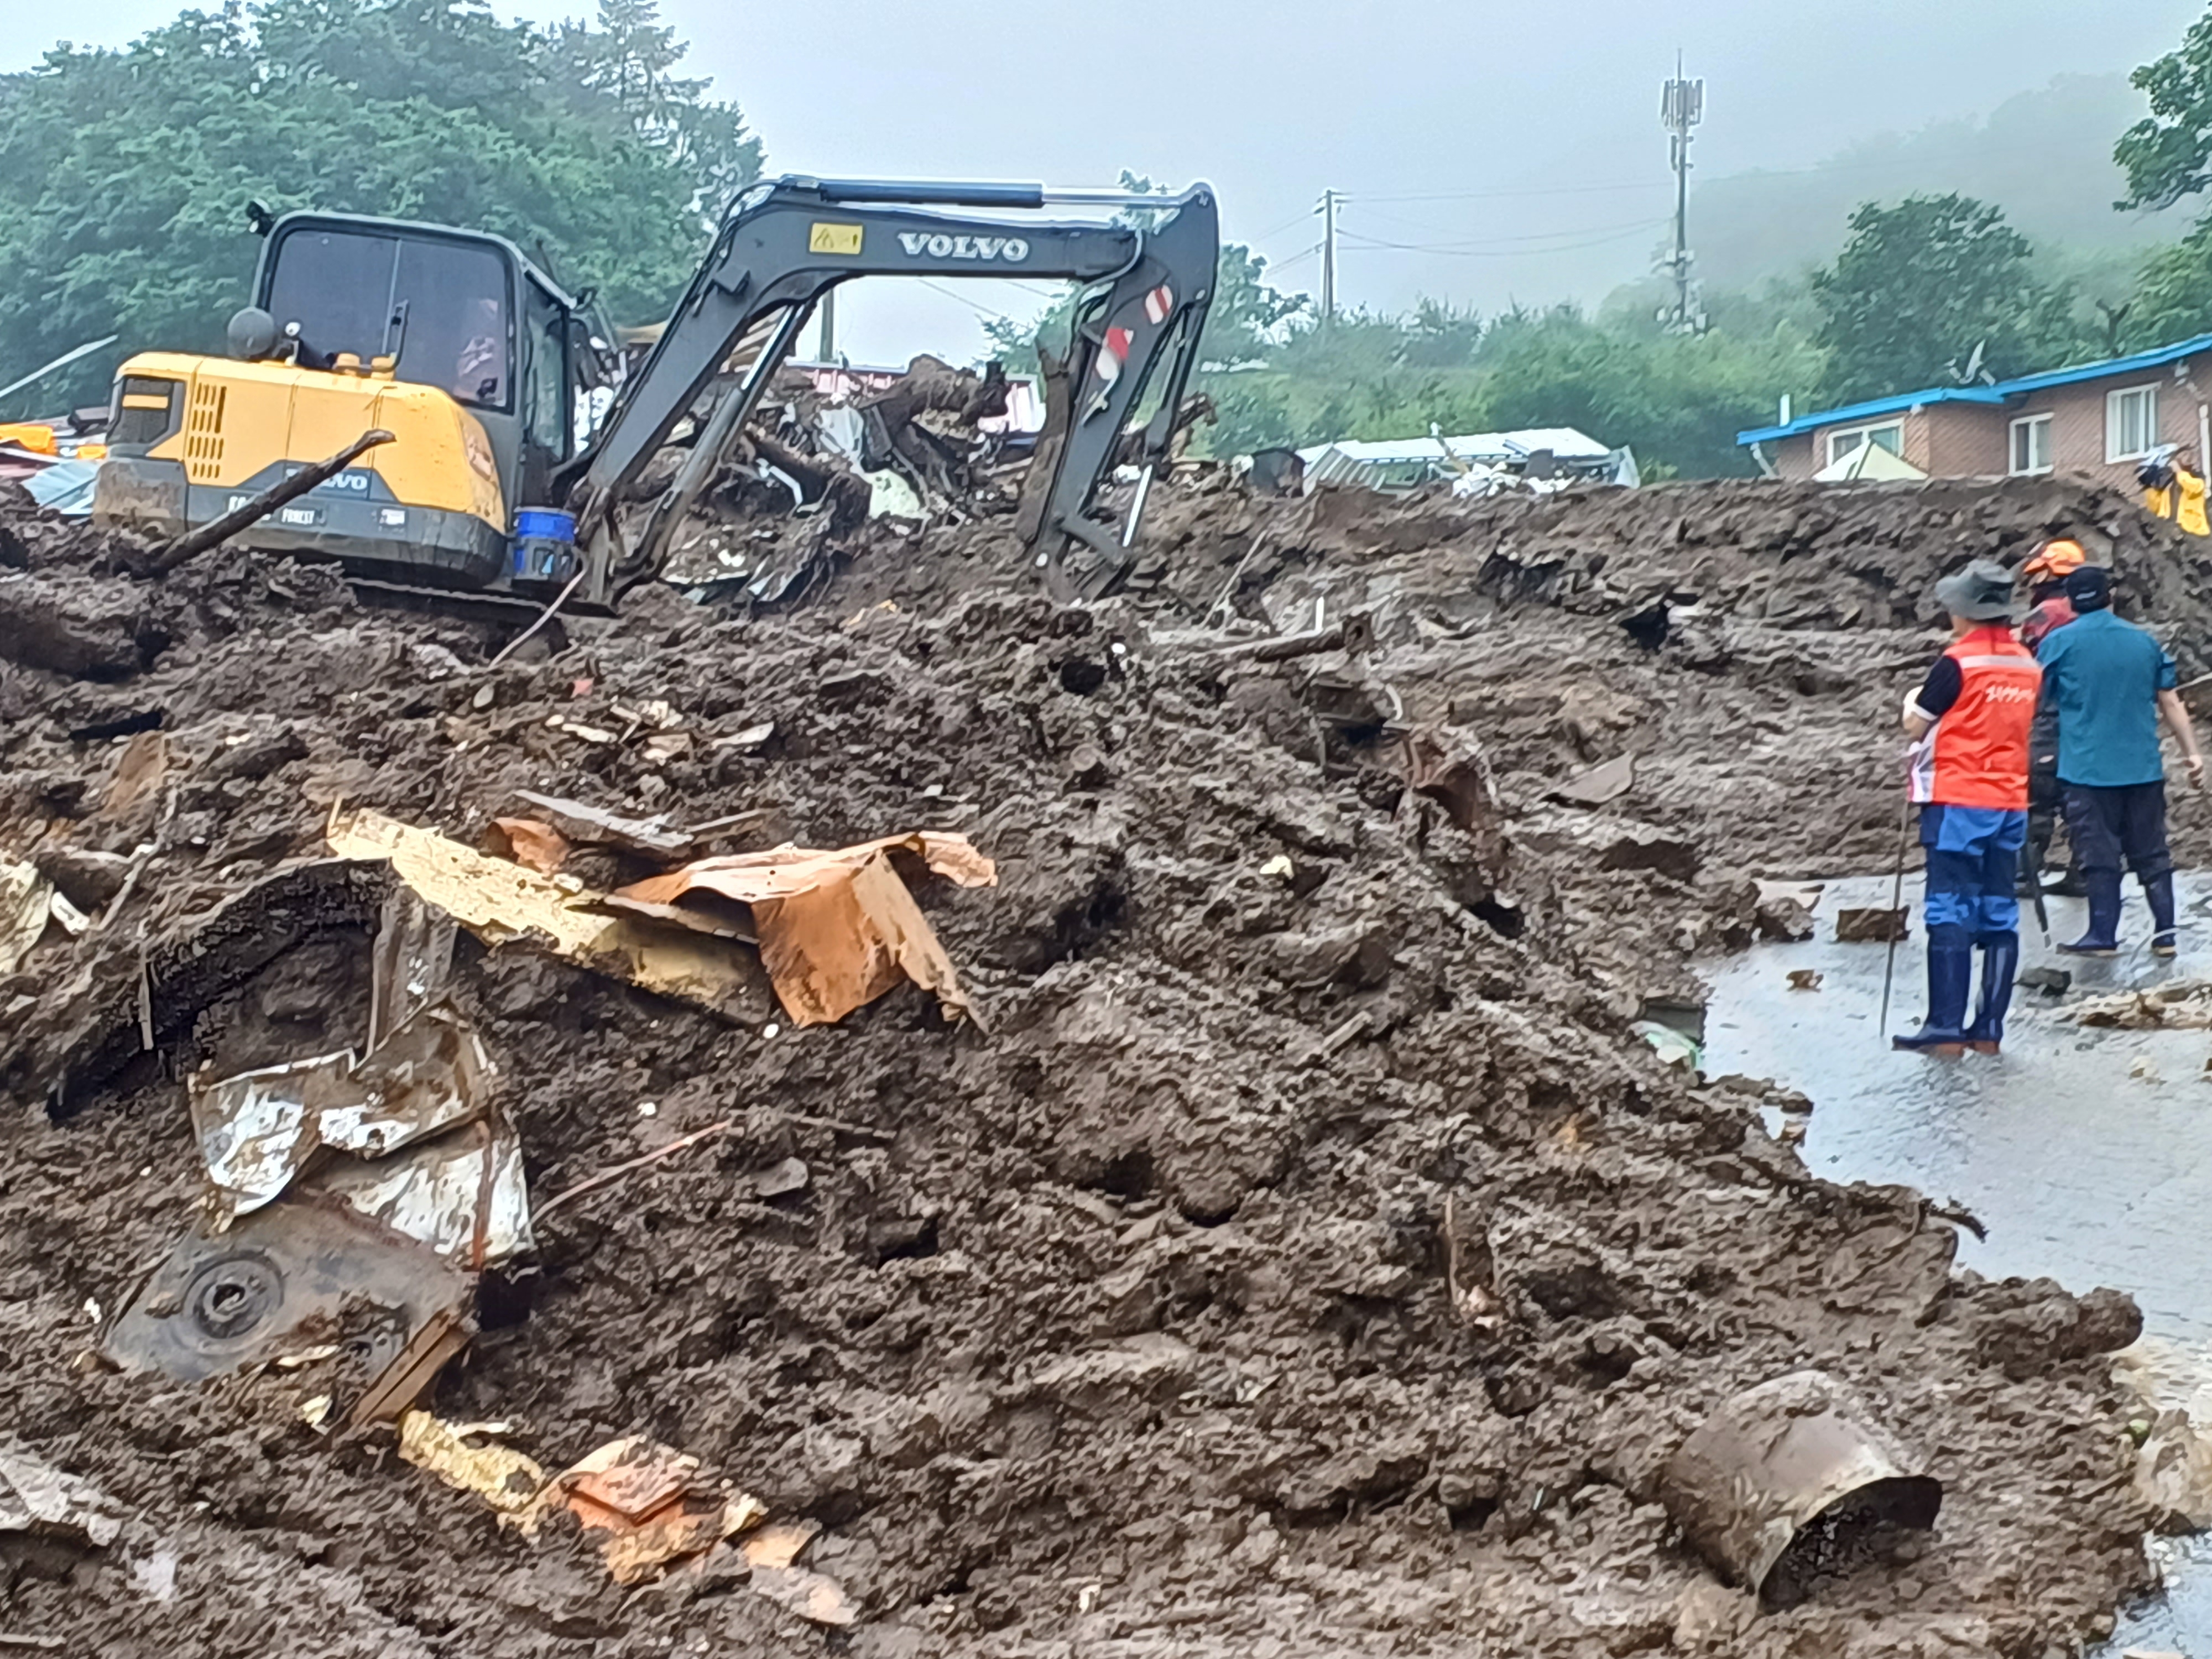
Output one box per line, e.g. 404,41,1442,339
536,1436,765,1586
327,808,775,1024
368,884,456,1053
617,833,995,1026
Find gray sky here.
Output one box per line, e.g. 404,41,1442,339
7,1,2202,361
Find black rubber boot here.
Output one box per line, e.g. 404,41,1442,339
1895,926,1974,1053
1964,930,2020,1053
2058,873,2122,956
2145,871,2178,958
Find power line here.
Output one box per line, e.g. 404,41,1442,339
1344,179,1677,205
1336,146,1940,207
916,279,1020,322
1350,197,1667,239
1339,214,1670,249
1247,206,1323,244
1336,217,1671,257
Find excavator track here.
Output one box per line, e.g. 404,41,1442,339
347,577,602,650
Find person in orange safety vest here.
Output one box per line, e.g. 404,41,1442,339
1896,559,2040,1055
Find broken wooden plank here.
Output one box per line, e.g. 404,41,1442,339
587,893,757,945
1221,611,1375,664
509,790,692,859
327,809,773,1024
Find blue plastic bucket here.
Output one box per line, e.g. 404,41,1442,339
515,507,576,542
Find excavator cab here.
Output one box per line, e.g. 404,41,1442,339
96,211,618,590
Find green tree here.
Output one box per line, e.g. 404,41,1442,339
1191,300,1824,478
2116,9,2212,212
0,0,760,416
1809,194,2079,401
2110,9,2212,347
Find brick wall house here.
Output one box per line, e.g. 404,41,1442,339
1739,333,2212,486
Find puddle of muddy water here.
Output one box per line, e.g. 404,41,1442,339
1703,872,2212,1655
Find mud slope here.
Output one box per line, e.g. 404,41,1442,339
0,476,2179,1657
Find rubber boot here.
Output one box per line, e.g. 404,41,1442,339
2058,872,2122,956
2145,870,2179,958
1964,930,2020,1053
1893,926,1974,1053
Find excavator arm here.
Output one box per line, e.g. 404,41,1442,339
562,176,1219,603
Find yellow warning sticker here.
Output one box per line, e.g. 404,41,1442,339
808,222,864,257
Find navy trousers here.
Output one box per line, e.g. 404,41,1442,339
2061,781,2172,881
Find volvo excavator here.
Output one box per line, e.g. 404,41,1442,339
91,176,1220,605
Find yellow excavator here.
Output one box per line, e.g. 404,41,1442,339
92,177,1220,605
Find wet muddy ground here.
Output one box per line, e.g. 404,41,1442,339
1705,869,2212,1653
1705,872,2212,1340
0,475,2201,1655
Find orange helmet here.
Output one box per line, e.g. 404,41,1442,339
2021,539,2088,582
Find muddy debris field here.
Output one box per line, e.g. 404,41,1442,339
0,473,2206,1657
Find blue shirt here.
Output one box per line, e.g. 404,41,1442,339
2034,609,2178,787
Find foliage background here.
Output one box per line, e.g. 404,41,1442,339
12,1,2212,475
0,0,759,415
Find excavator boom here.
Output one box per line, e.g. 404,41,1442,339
564,176,1219,603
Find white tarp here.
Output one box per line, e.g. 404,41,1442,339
1812,442,1926,482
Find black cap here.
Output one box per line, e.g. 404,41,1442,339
2065,565,2113,612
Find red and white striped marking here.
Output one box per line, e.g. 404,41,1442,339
1095,325,1133,384
1143,284,1174,325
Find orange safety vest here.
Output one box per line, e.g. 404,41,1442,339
1908,626,2040,808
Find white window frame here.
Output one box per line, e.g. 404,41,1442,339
1827,420,1905,467
2009,413,2053,477
2106,383,2160,463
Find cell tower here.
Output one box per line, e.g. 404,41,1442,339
1659,56,1706,334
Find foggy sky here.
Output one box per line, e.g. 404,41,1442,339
6,1,2201,361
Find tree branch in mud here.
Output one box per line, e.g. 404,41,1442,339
860,356,1010,500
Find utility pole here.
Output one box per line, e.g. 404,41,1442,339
1658,55,1705,333
1320,189,1338,329
816,286,837,363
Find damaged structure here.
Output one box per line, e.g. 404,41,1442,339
0,464,2201,1655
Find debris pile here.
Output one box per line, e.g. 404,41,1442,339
650,355,1031,603
0,473,2187,1655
